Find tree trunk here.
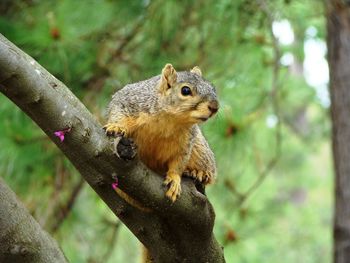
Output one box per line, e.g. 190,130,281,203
0,178,67,263
327,1,350,262
0,34,225,262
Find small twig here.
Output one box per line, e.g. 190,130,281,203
100,220,121,263
106,18,145,66
86,219,121,263
40,157,67,227
50,177,85,233
240,155,280,204
11,134,48,145
235,0,282,205
224,179,245,201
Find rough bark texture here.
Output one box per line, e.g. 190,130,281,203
0,34,225,262
327,1,350,262
0,178,67,263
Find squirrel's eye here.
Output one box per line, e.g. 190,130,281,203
181,86,192,96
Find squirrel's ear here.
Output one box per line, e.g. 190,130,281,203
159,63,177,94
191,66,202,77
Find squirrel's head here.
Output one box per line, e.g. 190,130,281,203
158,63,219,125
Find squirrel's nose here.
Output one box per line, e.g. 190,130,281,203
208,100,219,114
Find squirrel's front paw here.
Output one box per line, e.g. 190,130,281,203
103,123,127,137
115,137,137,160
184,170,214,185
163,172,181,202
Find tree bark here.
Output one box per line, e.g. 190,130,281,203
0,178,67,263
0,34,225,262
327,1,350,262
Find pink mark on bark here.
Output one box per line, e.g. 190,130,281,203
54,127,71,142
112,178,119,190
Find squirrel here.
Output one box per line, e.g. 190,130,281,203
104,63,218,202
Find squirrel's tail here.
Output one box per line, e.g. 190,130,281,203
141,245,153,263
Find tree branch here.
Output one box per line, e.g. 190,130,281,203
0,178,67,263
0,34,225,262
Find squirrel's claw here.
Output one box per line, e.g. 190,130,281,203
103,123,126,137
185,169,213,185
164,173,181,202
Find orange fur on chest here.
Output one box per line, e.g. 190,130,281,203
123,113,191,173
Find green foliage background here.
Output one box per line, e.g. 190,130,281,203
0,0,331,262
